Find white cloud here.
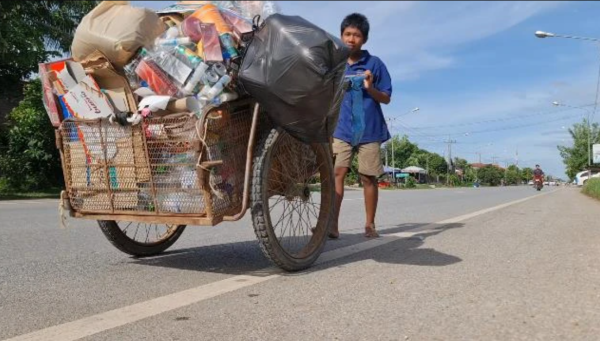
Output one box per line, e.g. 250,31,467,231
390,53,454,81
136,1,564,80
280,1,565,80
393,62,600,179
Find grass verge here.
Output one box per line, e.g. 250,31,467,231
0,188,62,201
582,178,600,201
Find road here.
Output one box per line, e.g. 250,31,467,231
1,186,600,340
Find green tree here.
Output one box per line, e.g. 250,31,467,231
558,119,600,180
504,165,521,185
427,153,448,177
453,157,469,171
0,1,98,92
0,1,97,191
384,135,419,169
477,165,504,186
382,135,452,183
521,167,533,183
0,80,63,191
464,166,477,183
405,151,426,169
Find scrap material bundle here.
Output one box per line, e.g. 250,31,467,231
41,0,348,142
43,1,281,126
40,0,349,214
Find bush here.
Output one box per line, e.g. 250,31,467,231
0,79,63,192
405,176,417,189
582,178,600,200
477,165,504,186
448,174,462,187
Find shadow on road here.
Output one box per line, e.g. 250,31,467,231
130,222,464,276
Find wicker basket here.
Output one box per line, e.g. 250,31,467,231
58,100,259,219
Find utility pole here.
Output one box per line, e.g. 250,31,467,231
392,137,395,181
491,156,499,165
476,152,482,164
444,136,457,184
385,117,396,181
426,156,430,184
385,147,388,167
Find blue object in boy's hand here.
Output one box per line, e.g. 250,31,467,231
348,74,366,146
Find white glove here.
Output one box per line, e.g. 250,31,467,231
127,113,144,126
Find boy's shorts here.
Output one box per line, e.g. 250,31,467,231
332,138,384,177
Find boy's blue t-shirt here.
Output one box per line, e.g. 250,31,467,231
333,50,393,145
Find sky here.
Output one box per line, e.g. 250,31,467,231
138,1,600,179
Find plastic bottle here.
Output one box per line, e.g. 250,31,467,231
211,91,239,106
211,63,227,77
203,69,220,85
176,45,203,67
183,61,209,95
155,37,192,47
219,33,239,60
123,48,149,89
205,75,232,101
180,16,203,43
165,26,180,39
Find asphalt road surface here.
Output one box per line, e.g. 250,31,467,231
2,186,600,341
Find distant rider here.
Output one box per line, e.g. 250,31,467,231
533,164,545,182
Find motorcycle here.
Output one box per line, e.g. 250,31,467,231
533,177,544,191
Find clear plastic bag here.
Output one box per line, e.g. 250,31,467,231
128,4,252,105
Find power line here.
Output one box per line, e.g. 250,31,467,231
393,120,447,143
408,103,595,130
397,112,585,138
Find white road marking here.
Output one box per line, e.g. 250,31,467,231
436,189,556,225
2,275,279,341
2,190,555,341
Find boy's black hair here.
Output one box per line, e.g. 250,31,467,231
341,13,370,43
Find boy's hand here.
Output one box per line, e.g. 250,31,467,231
363,70,373,90
362,69,391,105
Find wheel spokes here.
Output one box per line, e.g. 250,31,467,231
118,222,178,245
266,135,329,258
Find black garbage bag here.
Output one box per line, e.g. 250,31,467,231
238,14,350,143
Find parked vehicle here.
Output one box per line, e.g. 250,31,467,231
575,170,600,186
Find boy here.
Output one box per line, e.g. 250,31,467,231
331,13,392,238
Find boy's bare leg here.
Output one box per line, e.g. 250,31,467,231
360,174,379,237
331,167,348,238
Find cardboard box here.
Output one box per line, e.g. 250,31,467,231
57,61,87,90
39,58,73,127
81,50,137,113
40,51,138,126
62,75,116,119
